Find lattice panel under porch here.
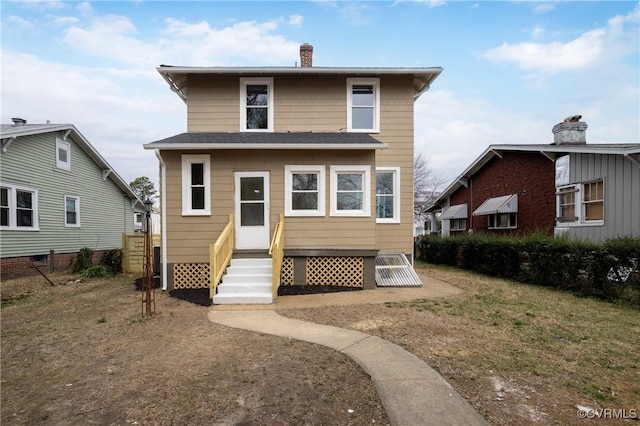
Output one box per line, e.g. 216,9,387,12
306,257,364,287
173,263,210,289
280,257,294,286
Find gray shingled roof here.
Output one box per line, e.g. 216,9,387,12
144,132,386,148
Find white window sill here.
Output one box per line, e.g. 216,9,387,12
1,226,40,231
376,218,400,224
285,211,325,217
182,211,211,216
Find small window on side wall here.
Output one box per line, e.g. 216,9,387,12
64,195,80,227
450,218,466,231
56,140,71,171
488,213,516,229
181,154,211,216
376,167,400,223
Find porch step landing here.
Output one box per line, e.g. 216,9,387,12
212,258,273,304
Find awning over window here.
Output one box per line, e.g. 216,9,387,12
440,203,468,220
473,194,518,216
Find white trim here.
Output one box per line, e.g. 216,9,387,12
143,142,387,150
234,171,270,249
240,77,274,132
64,195,81,227
181,154,211,216
56,139,71,171
556,179,605,227
284,165,326,217
376,167,400,223
330,165,371,217
0,183,39,231
347,78,380,133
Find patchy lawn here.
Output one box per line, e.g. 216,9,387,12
279,262,640,425
1,272,387,425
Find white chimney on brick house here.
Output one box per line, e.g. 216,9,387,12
551,115,587,145
300,43,313,67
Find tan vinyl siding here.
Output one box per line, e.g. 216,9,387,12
175,73,418,259
1,132,135,258
162,150,376,264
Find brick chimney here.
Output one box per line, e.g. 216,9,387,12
300,43,313,67
551,115,587,145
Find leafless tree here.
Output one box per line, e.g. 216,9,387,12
414,152,447,225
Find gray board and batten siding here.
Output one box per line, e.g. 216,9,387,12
1,131,136,258
564,152,640,242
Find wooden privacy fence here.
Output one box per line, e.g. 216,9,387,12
122,233,161,273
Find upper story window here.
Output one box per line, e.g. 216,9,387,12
0,183,39,231
181,154,211,216
347,78,380,133
240,77,274,132
330,165,371,217
285,165,326,217
56,139,71,171
556,179,604,225
65,195,80,227
376,167,400,223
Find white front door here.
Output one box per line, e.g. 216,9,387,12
234,172,270,250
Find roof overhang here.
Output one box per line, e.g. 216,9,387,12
473,194,518,216
143,132,388,151
157,65,443,103
440,203,468,220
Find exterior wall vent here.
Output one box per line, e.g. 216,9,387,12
11,117,27,126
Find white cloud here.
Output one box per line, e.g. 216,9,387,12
481,4,639,73
6,15,36,31
288,14,304,28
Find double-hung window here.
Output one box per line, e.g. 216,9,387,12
64,195,80,227
488,213,517,229
240,78,274,132
285,166,325,216
330,165,370,217
181,155,211,216
56,139,71,171
347,78,380,133
556,179,604,225
583,180,604,222
0,184,39,230
375,167,400,223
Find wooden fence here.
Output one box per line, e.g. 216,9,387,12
122,233,160,273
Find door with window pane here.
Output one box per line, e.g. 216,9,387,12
234,172,270,249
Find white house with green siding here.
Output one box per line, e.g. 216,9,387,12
0,118,142,277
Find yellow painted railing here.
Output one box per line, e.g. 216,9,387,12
269,213,285,300
210,214,234,299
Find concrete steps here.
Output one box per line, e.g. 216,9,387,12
212,258,273,304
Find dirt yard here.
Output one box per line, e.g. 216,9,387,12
2,265,639,425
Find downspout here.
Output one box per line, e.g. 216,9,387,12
155,149,168,291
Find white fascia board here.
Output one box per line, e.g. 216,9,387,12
143,143,388,150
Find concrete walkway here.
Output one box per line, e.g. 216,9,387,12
208,274,488,425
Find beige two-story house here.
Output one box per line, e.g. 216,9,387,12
144,44,442,303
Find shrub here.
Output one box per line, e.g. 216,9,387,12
82,265,111,279
100,249,123,275
71,247,93,273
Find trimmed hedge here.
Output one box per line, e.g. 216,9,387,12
415,234,640,305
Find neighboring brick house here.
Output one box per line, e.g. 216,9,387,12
429,119,640,239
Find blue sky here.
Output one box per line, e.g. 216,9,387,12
1,1,638,190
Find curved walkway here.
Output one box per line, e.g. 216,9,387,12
208,278,488,425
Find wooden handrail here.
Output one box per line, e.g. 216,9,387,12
270,214,285,300
210,214,234,299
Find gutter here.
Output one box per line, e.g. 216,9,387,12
155,149,168,291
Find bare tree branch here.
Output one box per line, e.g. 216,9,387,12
414,152,447,224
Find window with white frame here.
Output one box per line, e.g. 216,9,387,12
376,167,400,223
240,77,274,132
0,184,39,230
488,213,517,229
181,154,211,215
556,179,604,225
347,78,380,133
56,139,71,171
285,165,325,216
330,165,370,216
64,195,80,227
